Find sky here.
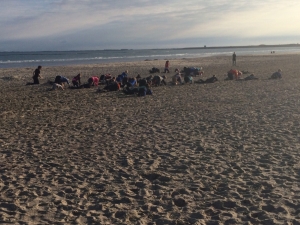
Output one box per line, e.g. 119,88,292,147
1,0,300,51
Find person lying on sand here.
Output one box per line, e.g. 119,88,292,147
72,73,81,87
244,74,258,80
226,69,242,80
196,75,218,84
183,67,203,76
270,69,282,79
123,85,153,96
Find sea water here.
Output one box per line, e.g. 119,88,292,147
1,46,300,68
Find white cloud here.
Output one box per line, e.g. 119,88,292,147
0,0,299,50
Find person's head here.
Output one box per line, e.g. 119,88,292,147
125,70,129,74
77,73,81,77
175,68,179,73
38,65,42,69
162,75,167,79
278,69,282,72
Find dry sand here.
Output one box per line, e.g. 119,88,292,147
1,54,300,224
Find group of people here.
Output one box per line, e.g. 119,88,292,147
226,68,282,81
27,60,283,94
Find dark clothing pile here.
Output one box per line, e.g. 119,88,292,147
198,76,218,84
149,67,160,74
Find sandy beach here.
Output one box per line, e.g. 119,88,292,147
1,54,300,224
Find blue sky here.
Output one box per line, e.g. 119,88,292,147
1,0,300,51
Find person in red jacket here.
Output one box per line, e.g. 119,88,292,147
227,69,242,80
88,76,99,86
164,60,170,73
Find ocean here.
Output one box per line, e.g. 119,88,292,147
1,46,300,68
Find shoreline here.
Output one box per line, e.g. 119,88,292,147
1,53,300,72
1,48,300,69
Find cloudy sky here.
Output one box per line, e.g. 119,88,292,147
1,0,300,51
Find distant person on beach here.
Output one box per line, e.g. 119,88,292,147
270,69,282,79
72,73,81,87
32,65,42,84
232,52,236,66
164,60,170,73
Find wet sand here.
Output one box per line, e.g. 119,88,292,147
1,54,300,224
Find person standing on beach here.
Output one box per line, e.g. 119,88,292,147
32,65,42,84
164,60,170,73
232,52,236,66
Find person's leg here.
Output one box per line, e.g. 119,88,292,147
33,77,39,84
